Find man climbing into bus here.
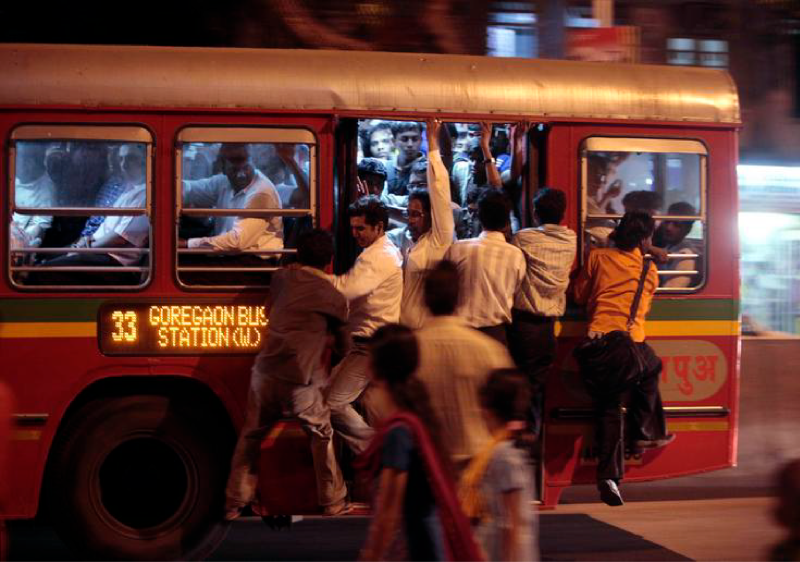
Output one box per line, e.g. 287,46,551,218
179,143,283,270
325,195,403,455
225,229,351,519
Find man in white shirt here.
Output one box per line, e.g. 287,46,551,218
510,187,577,438
415,260,514,473
325,195,402,454
180,143,283,260
386,119,455,329
444,190,525,345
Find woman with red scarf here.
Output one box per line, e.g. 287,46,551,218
356,324,483,561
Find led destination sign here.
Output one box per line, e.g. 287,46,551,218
99,303,268,355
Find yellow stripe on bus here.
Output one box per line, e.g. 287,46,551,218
549,419,729,436
0,319,738,339
0,322,96,338
555,320,739,338
12,430,42,441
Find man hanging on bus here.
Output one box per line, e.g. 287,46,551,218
325,195,403,455
225,229,351,519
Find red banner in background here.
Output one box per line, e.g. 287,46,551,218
566,26,640,63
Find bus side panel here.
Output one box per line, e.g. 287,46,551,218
542,125,740,499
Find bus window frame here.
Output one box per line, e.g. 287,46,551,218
174,126,318,291
7,124,155,291
579,135,709,294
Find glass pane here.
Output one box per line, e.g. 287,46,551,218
586,150,701,218
584,146,705,291
654,219,704,289
178,140,311,286
10,138,151,287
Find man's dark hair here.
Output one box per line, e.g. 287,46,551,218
610,210,655,251
357,157,388,180
408,188,431,215
296,228,335,269
533,187,567,225
392,121,423,137
478,189,511,232
479,368,530,423
348,195,389,230
622,190,663,215
667,201,696,217
424,260,460,316
465,186,485,206
409,157,428,176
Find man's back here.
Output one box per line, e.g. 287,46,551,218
445,231,525,328
415,316,514,463
256,267,348,385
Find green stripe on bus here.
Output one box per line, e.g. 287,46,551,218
563,298,738,322
0,299,104,322
1,297,738,323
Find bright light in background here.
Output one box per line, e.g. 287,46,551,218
739,212,798,245
738,164,800,188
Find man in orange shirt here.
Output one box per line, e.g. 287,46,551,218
574,211,674,506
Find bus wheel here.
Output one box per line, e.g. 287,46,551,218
46,395,231,560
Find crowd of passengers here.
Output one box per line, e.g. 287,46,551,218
224,119,693,561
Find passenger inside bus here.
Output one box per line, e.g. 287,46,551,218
355,119,523,243
11,142,55,249
29,143,149,285
39,142,116,250
653,201,702,288
179,143,283,267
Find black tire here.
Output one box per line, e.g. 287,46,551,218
46,395,231,560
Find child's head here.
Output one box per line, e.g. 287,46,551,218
479,368,530,424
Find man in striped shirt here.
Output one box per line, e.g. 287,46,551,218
444,190,525,345
509,187,577,439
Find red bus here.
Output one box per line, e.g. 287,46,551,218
0,44,740,559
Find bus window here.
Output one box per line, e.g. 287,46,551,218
8,126,153,289
176,127,316,287
581,137,707,292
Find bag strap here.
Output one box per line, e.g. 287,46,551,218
626,257,652,331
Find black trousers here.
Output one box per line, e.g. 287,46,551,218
508,309,556,437
28,253,137,285
594,341,667,482
476,324,508,347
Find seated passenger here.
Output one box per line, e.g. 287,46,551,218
180,143,283,263
40,142,112,249
32,144,148,284
653,201,700,288
12,142,55,248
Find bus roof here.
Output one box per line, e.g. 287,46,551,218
0,43,740,125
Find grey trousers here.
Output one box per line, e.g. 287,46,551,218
324,341,380,455
226,375,346,509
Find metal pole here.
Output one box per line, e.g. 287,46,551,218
539,0,566,59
